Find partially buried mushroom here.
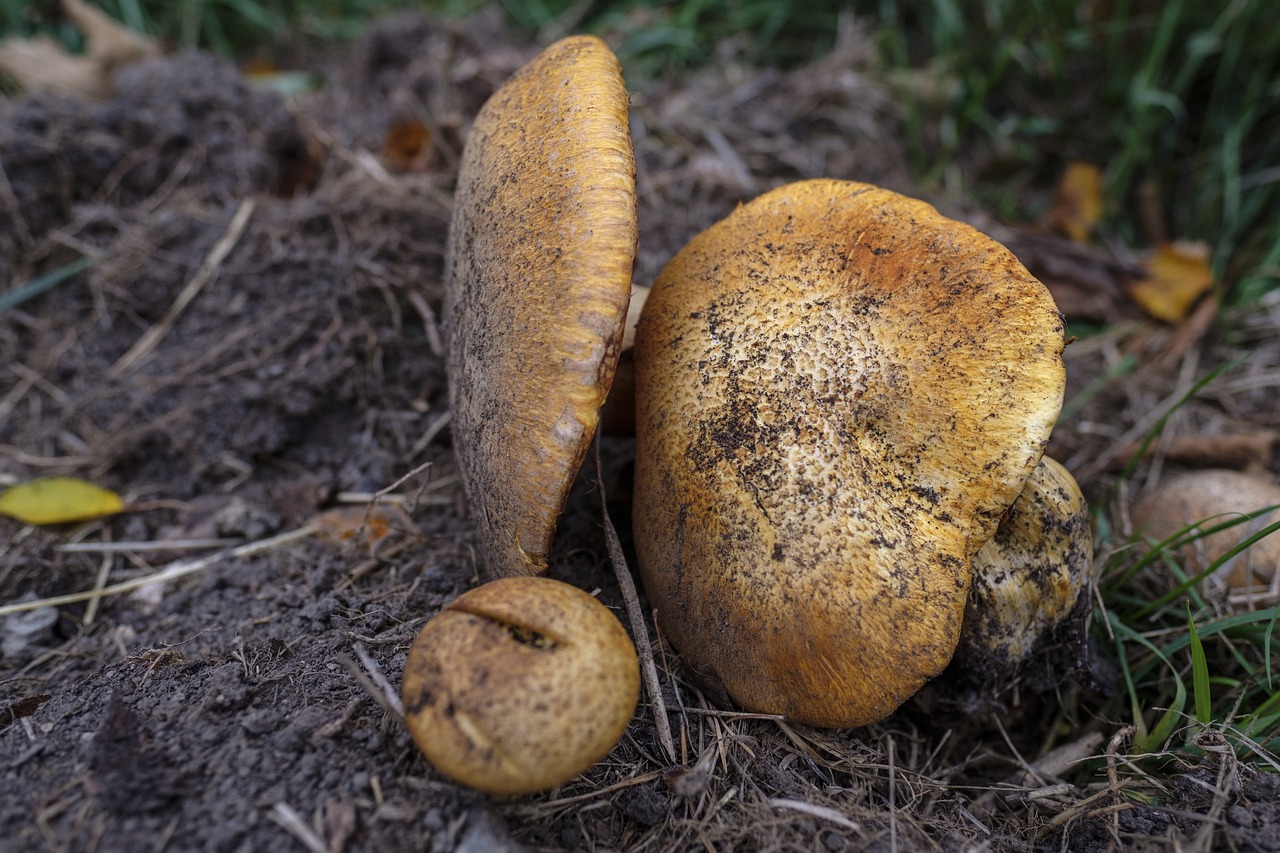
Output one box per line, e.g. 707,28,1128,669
633,179,1066,728
444,35,637,578
955,456,1094,672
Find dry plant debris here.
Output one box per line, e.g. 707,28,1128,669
0,0,159,101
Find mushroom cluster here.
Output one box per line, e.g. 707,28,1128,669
632,180,1084,726
408,33,1093,791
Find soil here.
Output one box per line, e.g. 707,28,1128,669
2,11,1278,853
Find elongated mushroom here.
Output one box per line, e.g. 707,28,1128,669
444,35,637,578
633,179,1066,727
955,456,1094,670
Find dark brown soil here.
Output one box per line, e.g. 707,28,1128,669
2,11,1277,853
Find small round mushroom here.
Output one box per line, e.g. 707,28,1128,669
956,456,1094,669
401,577,639,795
1131,469,1280,590
633,179,1066,727
444,35,638,577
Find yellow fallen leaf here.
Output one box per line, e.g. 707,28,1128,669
1128,241,1215,323
1043,161,1103,242
0,476,124,525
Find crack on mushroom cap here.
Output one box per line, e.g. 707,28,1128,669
633,179,1066,728
446,603,563,650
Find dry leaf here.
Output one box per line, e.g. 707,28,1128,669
62,0,158,71
0,37,109,99
1042,161,1103,242
312,505,411,549
0,0,158,100
0,476,125,525
383,120,433,173
1127,241,1214,323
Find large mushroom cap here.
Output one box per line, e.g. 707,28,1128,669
633,179,1065,727
444,36,637,577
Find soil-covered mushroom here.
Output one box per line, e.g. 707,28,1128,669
444,35,637,578
955,456,1094,671
633,179,1066,728
401,577,639,795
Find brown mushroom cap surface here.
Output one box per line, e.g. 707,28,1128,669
444,35,637,577
401,577,640,795
1131,469,1280,590
633,179,1065,727
958,456,1094,669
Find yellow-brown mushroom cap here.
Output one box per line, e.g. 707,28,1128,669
444,35,637,577
401,577,640,795
633,179,1066,728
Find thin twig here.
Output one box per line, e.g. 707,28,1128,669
888,734,898,853
81,551,113,627
268,802,327,853
57,538,241,553
334,492,452,507
593,433,677,765
767,799,861,832
1106,725,1136,848
409,411,453,460
111,198,257,375
515,770,667,813
0,524,317,617
0,156,33,252
352,641,405,718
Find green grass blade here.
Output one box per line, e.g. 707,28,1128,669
1119,358,1244,482
1133,608,1280,683
0,257,92,315
1133,516,1280,620
1112,613,1188,751
1188,606,1213,725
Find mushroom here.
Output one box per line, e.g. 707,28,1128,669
633,179,1066,727
1131,469,1280,591
598,285,650,436
955,456,1094,670
444,35,638,578
401,576,640,795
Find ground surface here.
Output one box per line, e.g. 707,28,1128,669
2,12,1278,852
